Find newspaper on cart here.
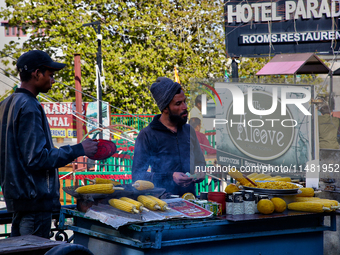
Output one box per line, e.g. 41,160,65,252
84,198,213,229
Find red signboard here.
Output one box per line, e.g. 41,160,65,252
41,102,88,138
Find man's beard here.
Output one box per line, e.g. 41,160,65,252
169,108,188,126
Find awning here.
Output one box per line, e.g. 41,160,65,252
256,53,331,76
333,68,340,76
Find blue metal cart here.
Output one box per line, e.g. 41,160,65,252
58,208,336,255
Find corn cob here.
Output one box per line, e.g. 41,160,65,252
137,195,161,210
296,187,314,197
119,197,149,212
265,177,279,181
132,180,155,190
276,177,292,182
295,197,339,206
147,195,170,211
75,184,124,194
252,173,269,179
326,199,339,207
314,199,339,210
300,200,333,209
288,202,331,213
247,173,259,178
109,199,140,214
295,197,339,209
255,176,271,181
93,178,121,186
295,197,321,202
85,177,121,186
228,169,250,186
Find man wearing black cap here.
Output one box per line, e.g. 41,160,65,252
0,50,98,238
132,77,206,196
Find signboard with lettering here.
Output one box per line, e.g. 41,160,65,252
225,0,340,57
215,83,311,171
86,101,111,140
42,102,88,138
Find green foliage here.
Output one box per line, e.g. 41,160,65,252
0,0,226,113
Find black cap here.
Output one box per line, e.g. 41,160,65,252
16,50,66,73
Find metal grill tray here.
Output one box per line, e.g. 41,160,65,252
63,184,166,201
242,181,303,195
242,186,302,196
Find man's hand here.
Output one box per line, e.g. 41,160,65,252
193,172,206,183
173,172,193,187
81,138,98,158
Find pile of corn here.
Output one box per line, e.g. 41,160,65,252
288,187,340,213
243,181,298,190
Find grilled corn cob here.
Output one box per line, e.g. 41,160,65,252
132,180,155,190
326,199,339,207
247,173,259,178
147,195,169,211
119,197,149,212
276,177,292,182
93,177,121,186
228,169,250,186
75,184,122,194
252,173,269,180
294,197,340,209
109,199,140,214
296,187,314,197
295,197,322,202
137,195,161,210
255,176,271,181
288,202,331,213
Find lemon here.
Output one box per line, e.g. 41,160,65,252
224,183,240,194
270,197,287,213
182,192,195,200
257,199,275,214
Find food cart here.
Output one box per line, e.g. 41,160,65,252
58,207,335,255
58,181,337,255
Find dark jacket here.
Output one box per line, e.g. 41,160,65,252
0,88,84,213
132,114,206,195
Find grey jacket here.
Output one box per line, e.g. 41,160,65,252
0,88,84,212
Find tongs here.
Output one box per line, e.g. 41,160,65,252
206,173,228,183
227,169,257,187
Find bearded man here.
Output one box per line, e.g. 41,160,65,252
131,77,206,196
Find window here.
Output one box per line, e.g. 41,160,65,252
5,24,9,36
2,22,27,37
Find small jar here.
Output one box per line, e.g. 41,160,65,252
243,190,255,214
232,192,244,215
254,194,260,213
226,193,234,215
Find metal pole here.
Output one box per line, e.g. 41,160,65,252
74,53,85,169
96,22,103,139
329,72,333,110
231,58,239,82
74,54,83,143
83,21,103,139
311,85,315,160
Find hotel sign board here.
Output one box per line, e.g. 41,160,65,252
225,0,340,57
